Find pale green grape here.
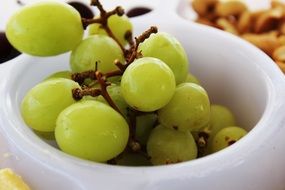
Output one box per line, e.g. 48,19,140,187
138,32,189,84
184,73,200,85
211,126,247,153
21,78,80,132
55,100,129,162
147,125,197,165
44,71,72,81
116,152,151,166
70,35,124,73
88,14,132,45
206,105,236,147
96,84,128,117
158,83,210,132
136,113,157,145
6,1,83,56
121,57,175,112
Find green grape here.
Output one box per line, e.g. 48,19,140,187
6,1,83,56
55,100,129,162
158,83,210,132
44,71,72,81
116,152,151,166
138,32,189,84
147,125,197,165
88,14,132,46
34,130,55,141
206,105,236,146
96,84,129,117
184,73,200,85
70,35,124,73
211,126,247,153
136,113,157,145
21,78,80,132
121,57,176,112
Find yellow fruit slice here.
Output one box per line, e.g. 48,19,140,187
0,168,31,190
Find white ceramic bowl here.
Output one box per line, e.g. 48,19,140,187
1,0,285,189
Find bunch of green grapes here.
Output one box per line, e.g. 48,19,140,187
9,1,248,166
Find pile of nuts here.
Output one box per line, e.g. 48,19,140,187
192,0,285,73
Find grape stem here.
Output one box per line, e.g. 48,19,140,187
82,0,125,53
72,72,123,116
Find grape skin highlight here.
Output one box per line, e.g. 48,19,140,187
121,57,176,112
55,100,129,162
6,1,84,56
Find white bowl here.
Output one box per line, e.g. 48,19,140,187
1,1,285,189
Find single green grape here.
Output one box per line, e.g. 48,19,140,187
147,125,197,165
55,100,129,162
138,32,189,84
96,84,129,117
211,126,247,153
158,83,211,132
88,14,132,46
70,35,124,73
116,152,151,166
184,73,200,85
121,57,176,112
21,78,80,132
136,113,157,145
6,1,84,56
44,71,72,81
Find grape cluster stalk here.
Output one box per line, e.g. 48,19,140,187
70,0,158,162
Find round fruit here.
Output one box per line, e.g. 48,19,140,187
158,83,211,132
147,125,197,165
138,32,189,84
121,57,176,112
211,126,247,153
70,35,124,73
55,100,129,162
6,1,84,56
21,78,80,132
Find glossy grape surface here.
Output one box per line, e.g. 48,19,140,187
21,78,80,132
138,32,189,84
6,2,84,56
121,57,176,112
55,100,129,162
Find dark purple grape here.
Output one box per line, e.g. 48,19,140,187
127,7,152,18
0,32,21,63
68,1,94,19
